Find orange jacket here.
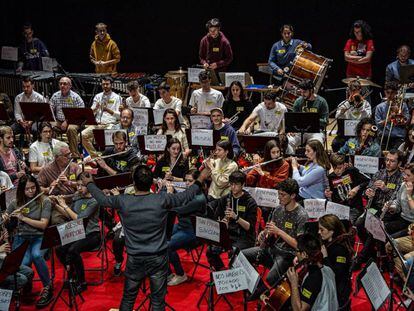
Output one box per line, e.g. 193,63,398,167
90,34,121,73
246,160,289,189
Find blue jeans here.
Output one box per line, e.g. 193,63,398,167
120,251,168,311
168,225,196,276
13,235,51,287
0,264,33,290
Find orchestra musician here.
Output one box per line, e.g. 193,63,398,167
385,45,414,85
199,18,233,72
17,23,49,72
154,138,188,182
338,118,381,157
113,108,139,149
90,22,121,74
222,81,254,130
243,178,309,301
154,82,186,126
210,107,241,157
318,214,353,310
124,80,151,109
398,124,414,164
286,233,338,311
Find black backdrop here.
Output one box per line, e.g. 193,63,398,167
1,0,414,107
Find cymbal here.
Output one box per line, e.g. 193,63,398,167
168,69,188,75
342,77,381,88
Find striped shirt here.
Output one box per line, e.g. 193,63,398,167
50,90,85,122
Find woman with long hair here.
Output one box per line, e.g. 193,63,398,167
157,108,191,158
246,139,289,188
4,175,53,308
338,117,380,156
319,214,353,310
154,137,188,181
398,124,414,164
222,81,253,130
291,140,330,199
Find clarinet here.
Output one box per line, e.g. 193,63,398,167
255,209,277,264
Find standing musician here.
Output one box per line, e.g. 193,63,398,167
199,18,233,72
154,138,188,182
286,233,338,311
338,118,381,157
242,178,309,301
90,22,121,74
210,107,241,157
398,124,414,164
222,81,254,130
318,214,353,310
291,140,331,200
80,164,211,310
268,24,311,81
17,23,49,72
385,45,414,84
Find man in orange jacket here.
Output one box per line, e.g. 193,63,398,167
90,23,121,73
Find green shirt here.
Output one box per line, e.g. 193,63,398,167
292,95,329,129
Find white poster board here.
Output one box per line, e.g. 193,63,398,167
195,216,220,243
171,181,187,193
304,199,326,219
144,135,167,152
41,57,58,72
57,219,86,246
104,129,128,146
0,289,13,311
365,211,386,242
243,187,279,208
344,119,359,136
213,268,248,295
153,108,166,125
232,251,260,293
326,201,350,220
361,261,390,310
132,108,149,135
225,72,246,87
190,115,212,129
188,68,205,83
191,129,214,147
354,155,379,175
1,46,18,61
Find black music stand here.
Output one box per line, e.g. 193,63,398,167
42,218,89,311
400,65,414,84
0,103,11,123
285,112,320,156
94,172,133,190
20,102,55,143
237,134,280,154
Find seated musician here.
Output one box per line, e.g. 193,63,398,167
113,108,139,149
189,71,225,116
242,178,308,301
96,131,140,176
210,107,241,157
398,124,414,164
332,80,372,152
291,140,331,200
203,140,238,201
82,76,122,158
12,77,45,148
54,173,100,293
206,171,257,271
375,81,409,150
354,150,403,269
318,214,353,309
199,18,233,72
157,109,191,158
29,122,60,174
222,81,254,130
124,80,151,108
154,82,185,124
246,139,289,189
286,233,338,311
338,118,381,157
268,24,311,80
3,175,53,308
50,76,85,158
89,22,120,74
289,79,329,151
154,138,188,182
325,154,370,224
385,45,414,84
17,23,49,72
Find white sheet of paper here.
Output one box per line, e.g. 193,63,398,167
41,57,57,72
191,129,214,147
344,119,359,136
304,199,326,219
213,267,248,295
195,216,220,243
326,201,350,220
153,108,166,125
361,261,390,310
365,211,386,242
188,68,205,83
243,187,279,208
0,289,13,311
132,108,149,134
225,72,246,87
232,251,260,293
1,46,18,61
190,115,212,129
354,155,379,175
104,129,128,146
144,135,167,152
57,219,86,246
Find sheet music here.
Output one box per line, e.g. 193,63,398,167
361,262,390,310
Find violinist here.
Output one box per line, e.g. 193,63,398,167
243,179,308,301
287,233,338,311
375,81,409,150
338,118,381,157
318,214,353,310
398,124,414,164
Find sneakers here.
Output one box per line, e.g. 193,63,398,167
36,285,53,308
167,273,175,282
167,273,188,286
114,262,122,276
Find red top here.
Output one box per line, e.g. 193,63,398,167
344,39,375,78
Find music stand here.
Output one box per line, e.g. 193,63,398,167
237,134,280,154
400,65,414,84
94,172,133,190
285,112,320,155
20,102,55,143
0,103,11,124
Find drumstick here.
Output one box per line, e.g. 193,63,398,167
49,159,74,195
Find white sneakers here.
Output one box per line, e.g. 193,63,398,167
167,273,188,286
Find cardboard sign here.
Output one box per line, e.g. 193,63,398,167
41,57,58,72
1,46,18,61
104,129,128,146
365,211,386,242
344,119,359,136
354,155,379,175
243,187,279,208
213,268,248,295
188,67,205,83
0,289,13,311
191,129,214,147
57,219,86,246
304,199,326,219
132,108,149,134
153,108,166,125
144,135,167,152
225,72,246,87
195,216,220,242
232,251,260,293
326,201,350,220
190,115,212,129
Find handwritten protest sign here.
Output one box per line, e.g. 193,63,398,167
195,216,220,243
213,268,248,295
326,201,350,220
132,108,149,134
0,289,13,311
190,115,212,129
225,73,245,87
144,135,167,152
232,251,260,293
304,199,326,219
191,129,214,147
354,155,379,175
188,68,204,83
243,187,279,208
153,108,166,125
57,219,86,246
344,119,359,136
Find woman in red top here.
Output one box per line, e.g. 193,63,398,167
246,139,289,189
344,20,374,79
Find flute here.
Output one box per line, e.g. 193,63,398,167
241,157,283,173
169,152,182,172
83,149,130,164
48,159,74,195
12,192,44,215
